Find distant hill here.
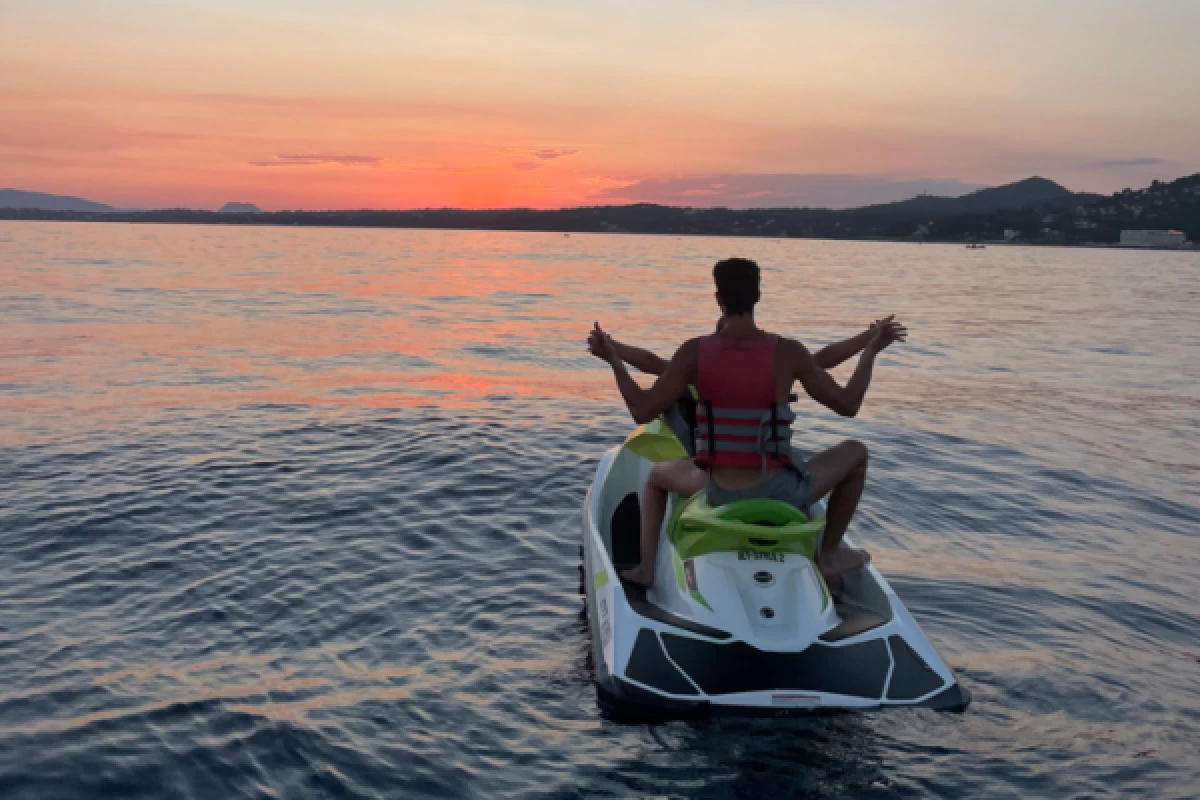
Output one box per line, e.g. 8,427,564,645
0,188,115,213
219,202,261,213
857,177,1102,215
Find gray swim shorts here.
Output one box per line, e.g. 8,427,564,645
705,463,818,511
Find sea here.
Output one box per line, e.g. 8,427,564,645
1,221,1197,798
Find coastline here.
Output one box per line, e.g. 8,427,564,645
1,211,1195,251
0,209,1195,250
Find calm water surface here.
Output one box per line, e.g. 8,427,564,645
1,222,1198,798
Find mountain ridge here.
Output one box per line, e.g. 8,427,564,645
0,188,115,213
219,202,262,213
853,177,1103,215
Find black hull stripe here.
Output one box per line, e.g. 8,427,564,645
625,629,699,696
886,635,946,700
661,633,892,698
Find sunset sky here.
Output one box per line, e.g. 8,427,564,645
2,0,1197,210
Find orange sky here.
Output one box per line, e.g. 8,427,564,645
2,0,1197,210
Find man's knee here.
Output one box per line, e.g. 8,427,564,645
649,459,682,482
843,439,869,471
650,458,702,491
647,462,669,490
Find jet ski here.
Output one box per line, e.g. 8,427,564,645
581,420,970,717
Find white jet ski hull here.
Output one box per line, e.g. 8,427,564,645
581,444,970,718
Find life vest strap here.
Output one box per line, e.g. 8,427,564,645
705,400,716,465
697,424,795,438
694,438,791,455
695,406,795,421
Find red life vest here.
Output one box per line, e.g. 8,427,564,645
694,332,794,470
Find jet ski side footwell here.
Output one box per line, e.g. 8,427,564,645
582,445,971,719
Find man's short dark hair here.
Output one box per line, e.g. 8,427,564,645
713,258,760,316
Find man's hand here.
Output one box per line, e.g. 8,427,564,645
588,322,620,364
867,315,908,353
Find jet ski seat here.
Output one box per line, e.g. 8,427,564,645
669,492,826,561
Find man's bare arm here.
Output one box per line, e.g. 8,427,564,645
814,327,873,370
789,340,875,417
813,316,904,370
611,340,668,376
589,325,694,423
786,318,905,417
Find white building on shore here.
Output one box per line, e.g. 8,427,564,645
1119,230,1188,248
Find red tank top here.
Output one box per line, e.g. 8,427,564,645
694,332,792,470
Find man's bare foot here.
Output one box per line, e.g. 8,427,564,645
619,566,655,589
818,545,871,584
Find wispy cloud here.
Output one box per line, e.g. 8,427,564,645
497,147,579,161
390,161,482,174
593,174,986,210
251,153,384,167
494,147,579,171
1088,157,1173,168
249,155,488,174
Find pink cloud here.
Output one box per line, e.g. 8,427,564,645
390,161,483,174
251,153,383,167
497,147,579,161
248,155,491,174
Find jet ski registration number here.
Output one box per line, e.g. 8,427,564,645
738,550,784,562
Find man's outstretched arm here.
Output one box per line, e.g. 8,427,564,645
813,316,904,370
589,324,693,424
611,340,668,376
813,324,877,370
788,317,906,417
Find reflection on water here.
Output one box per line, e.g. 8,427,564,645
1,222,1197,797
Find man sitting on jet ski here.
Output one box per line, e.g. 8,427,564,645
587,257,906,590
608,317,891,458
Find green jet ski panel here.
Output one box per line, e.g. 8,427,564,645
623,418,689,462
669,492,826,561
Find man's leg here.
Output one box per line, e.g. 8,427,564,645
620,459,707,589
805,439,871,582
